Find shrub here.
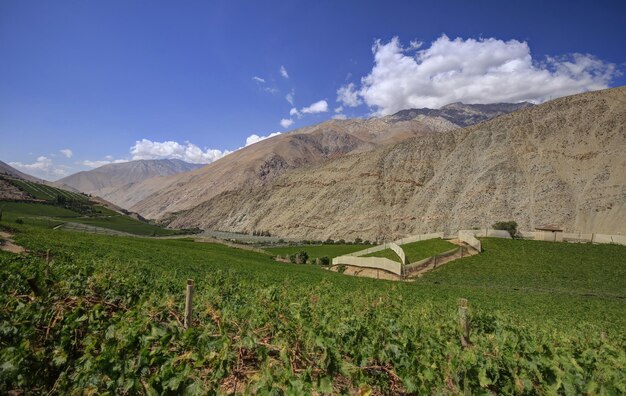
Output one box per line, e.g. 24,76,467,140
318,256,330,266
492,221,518,238
15,219,24,225
295,251,308,264
354,237,363,244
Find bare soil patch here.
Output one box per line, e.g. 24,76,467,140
0,231,26,254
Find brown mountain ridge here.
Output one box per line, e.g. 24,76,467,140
159,87,626,240
129,102,530,219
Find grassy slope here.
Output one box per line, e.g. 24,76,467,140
423,238,626,296
265,244,372,259
363,247,401,262
2,226,625,393
403,238,457,263
8,178,88,202
0,201,80,218
363,238,457,263
0,201,179,236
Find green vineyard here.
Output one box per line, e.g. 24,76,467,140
1,222,625,394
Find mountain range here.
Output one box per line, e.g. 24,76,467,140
58,159,204,208
158,87,625,239
127,102,532,219
7,91,624,238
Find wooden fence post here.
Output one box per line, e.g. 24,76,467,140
45,249,50,264
184,279,194,329
458,298,470,348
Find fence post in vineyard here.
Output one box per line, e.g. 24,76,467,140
184,279,194,329
458,298,470,348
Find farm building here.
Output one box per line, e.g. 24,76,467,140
535,224,564,242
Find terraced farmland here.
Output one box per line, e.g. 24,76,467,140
8,178,88,202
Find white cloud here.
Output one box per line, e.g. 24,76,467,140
300,99,329,114
130,139,231,164
332,114,348,120
245,132,282,147
280,65,289,79
264,87,279,94
336,83,362,107
280,118,294,128
9,156,67,180
289,107,301,117
334,106,343,113
252,76,265,83
60,149,73,158
286,90,295,105
354,35,617,115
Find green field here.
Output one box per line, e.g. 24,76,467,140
0,201,81,218
364,238,457,263
0,201,181,236
363,246,402,261
265,243,372,259
1,221,625,394
403,238,457,263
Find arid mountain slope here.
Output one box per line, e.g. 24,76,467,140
132,102,529,217
0,160,44,183
164,87,626,239
59,159,203,208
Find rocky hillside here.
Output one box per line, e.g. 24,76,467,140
59,159,204,208
162,87,626,239
131,102,527,217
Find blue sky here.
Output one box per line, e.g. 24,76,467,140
1,0,625,180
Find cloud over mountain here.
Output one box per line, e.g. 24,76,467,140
245,132,282,147
130,139,230,164
9,156,67,179
340,35,618,115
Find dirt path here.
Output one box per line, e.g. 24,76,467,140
0,231,26,254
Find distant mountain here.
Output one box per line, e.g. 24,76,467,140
160,87,626,238
0,160,44,183
59,159,204,208
130,101,533,219
390,102,533,127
